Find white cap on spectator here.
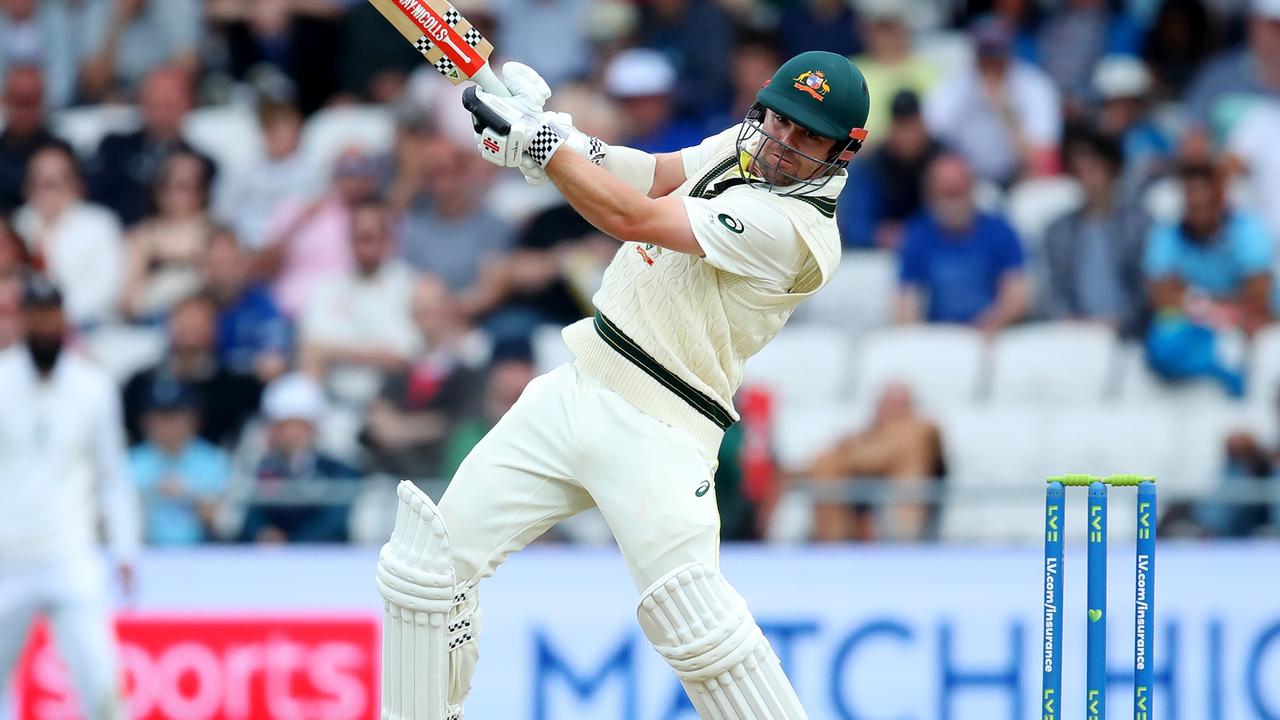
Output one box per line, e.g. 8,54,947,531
1093,55,1153,100
859,0,911,22
263,373,327,424
1253,0,1280,20
604,49,676,99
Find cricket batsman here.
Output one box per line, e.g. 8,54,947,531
378,50,869,719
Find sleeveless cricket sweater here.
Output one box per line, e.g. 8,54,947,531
563,138,843,455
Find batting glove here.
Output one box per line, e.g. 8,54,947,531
468,90,608,173
499,61,552,114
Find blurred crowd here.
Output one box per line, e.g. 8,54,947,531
2,0,1280,545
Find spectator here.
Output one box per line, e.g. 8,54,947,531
1037,0,1142,112
1041,131,1150,336
1182,0,1280,145
300,200,417,405
1094,55,1174,196
635,0,733,121
383,106,454,215
1142,0,1218,100
775,0,860,60
896,154,1030,332
490,0,592,88
438,342,536,480
207,0,343,115
123,295,262,446
258,147,375,316
840,90,942,249
78,0,201,101
925,16,1062,184
203,227,291,382
703,30,780,134
219,98,315,250
120,150,214,321
853,0,942,145
12,143,124,327
128,378,230,545
399,143,514,297
0,275,20,351
1144,162,1274,395
0,67,58,214
338,0,432,102
364,275,489,479
86,66,215,227
1226,99,1280,241
1205,419,1280,536
603,49,704,153
0,0,77,109
239,373,360,544
804,383,944,542
0,217,30,348
953,0,1044,62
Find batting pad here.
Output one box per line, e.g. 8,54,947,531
637,563,809,720
377,481,458,720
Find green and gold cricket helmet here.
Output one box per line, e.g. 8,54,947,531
738,50,871,193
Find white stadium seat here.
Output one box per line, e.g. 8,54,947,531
852,326,986,409
1113,341,1231,406
1247,323,1280,406
988,323,1117,404
183,105,265,187
51,105,141,156
299,105,395,177
937,405,1051,542
772,399,870,473
742,326,851,405
531,324,573,375
797,250,897,334
1004,177,1083,256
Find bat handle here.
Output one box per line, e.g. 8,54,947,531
462,86,512,135
470,64,511,97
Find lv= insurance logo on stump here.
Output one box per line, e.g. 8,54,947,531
1042,474,1156,720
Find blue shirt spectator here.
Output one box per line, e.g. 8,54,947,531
896,155,1029,331
129,379,230,545
206,227,292,381
1144,212,1274,299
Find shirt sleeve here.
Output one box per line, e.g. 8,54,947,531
1143,224,1177,279
991,217,1027,275
1233,214,1274,275
680,125,742,179
682,191,805,292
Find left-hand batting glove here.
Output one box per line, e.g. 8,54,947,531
466,88,608,173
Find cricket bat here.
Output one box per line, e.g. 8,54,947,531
367,0,510,97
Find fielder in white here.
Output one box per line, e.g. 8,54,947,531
378,50,871,719
0,278,138,720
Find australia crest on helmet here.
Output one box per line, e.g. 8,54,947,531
792,70,831,102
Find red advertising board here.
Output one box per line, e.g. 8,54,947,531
15,615,379,720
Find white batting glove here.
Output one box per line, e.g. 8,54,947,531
500,61,551,114
467,91,608,173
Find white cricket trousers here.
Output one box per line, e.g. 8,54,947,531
0,556,124,720
441,361,723,592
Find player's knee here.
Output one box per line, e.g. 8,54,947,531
636,563,762,679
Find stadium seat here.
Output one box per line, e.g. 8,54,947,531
531,324,573,375
772,399,870,473
1004,177,1083,257
51,105,141,157
183,105,266,189
742,326,852,406
988,323,1117,404
1113,341,1231,406
796,250,897,334
937,405,1051,542
852,326,987,409
298,105,395,177
1247,323,1280,406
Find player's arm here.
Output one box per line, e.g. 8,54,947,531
546,149,703,255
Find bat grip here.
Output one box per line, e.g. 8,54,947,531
462,86,512,136
470,64,511,97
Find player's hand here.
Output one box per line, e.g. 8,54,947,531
517,111,573,186
466,87,543,168
500,62,552,115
